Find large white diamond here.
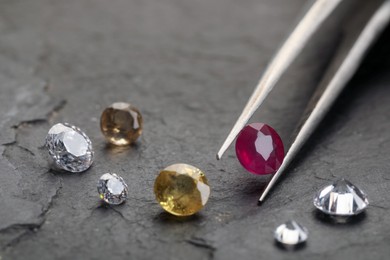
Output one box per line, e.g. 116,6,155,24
46,123,94,172
313,179,369,216
97,173,128,205
274,220,308,246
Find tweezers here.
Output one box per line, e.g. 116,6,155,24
216,0,390,203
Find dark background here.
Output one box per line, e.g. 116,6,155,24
1,0,390,259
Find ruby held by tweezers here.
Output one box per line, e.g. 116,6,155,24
235,123,284,175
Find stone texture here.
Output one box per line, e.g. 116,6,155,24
0,0,390,260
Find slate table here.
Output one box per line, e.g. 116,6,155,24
1,0,390,259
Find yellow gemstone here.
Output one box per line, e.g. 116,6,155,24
100,102,143,145
154,163,210,216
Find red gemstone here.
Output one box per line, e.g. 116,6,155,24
235,123,284,175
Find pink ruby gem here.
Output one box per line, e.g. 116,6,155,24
235,123,284,175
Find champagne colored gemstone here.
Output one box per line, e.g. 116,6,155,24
154,163,210,216
100,102,143,145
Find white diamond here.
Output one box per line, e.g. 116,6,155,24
313,179,369,216
46,123,94,173
274,220,308,246
97,173,128,205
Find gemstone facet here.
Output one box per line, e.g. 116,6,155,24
154,163,210,216
100,102,143,145
235,123,284,175
46,123,94,172
97,173,128,205
314,179,369,216
274,220,308,247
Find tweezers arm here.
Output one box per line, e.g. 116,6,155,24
259,0,390,202
216,0,343,160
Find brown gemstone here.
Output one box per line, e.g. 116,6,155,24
100,102,143,145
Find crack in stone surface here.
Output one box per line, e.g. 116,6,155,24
186,237,216,260
0,176,62,250
0,60,65,250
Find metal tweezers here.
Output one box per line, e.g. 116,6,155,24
216,0,390,203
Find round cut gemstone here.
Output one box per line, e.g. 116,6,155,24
98,173,128,205
46,123,94,172
314,179,369,216
154,163,210,216
274,220,308,247
235,123,284,175
100,102,143,146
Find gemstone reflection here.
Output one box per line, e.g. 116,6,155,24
97,173,128,205
100,102,143,146
314,179,369,216
46,123,93,172
274,220,308,247
154,163,210,216
235,123,284,175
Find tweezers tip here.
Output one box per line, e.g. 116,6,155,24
216,148,225,160
258,192,267,203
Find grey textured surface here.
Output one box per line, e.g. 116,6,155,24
0,0,390,259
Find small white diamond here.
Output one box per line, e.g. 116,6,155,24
274,220,308,246
314,179,369,216
46,123,94,173
98,173,128,205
